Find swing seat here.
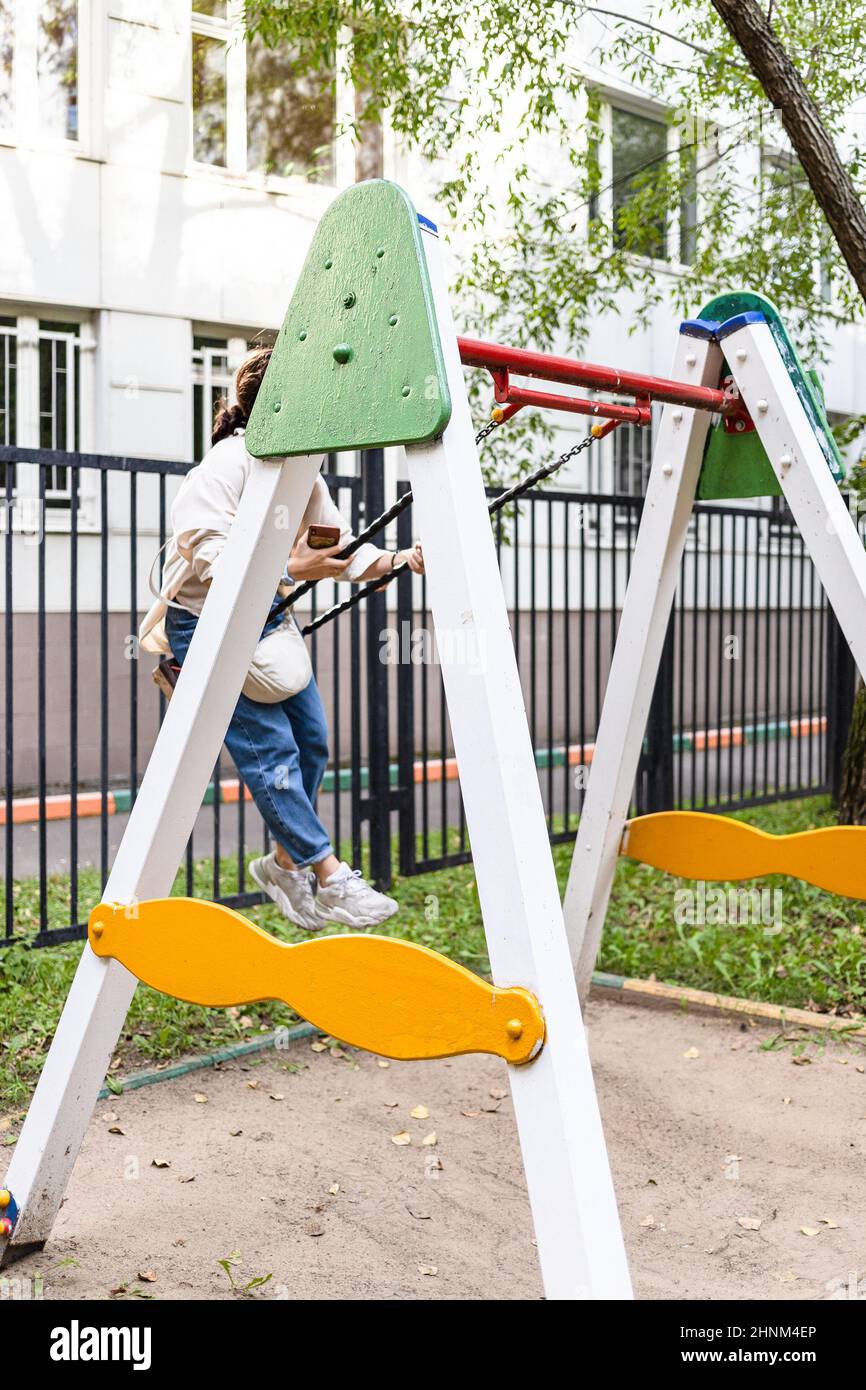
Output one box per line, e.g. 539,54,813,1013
88,899,545,1065
619,810,866,899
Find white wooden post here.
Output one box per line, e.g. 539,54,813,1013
723,318,866,681
2,452,324,1262
562,330,723,1004
409,222,632,1300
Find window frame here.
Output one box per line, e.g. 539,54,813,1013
190,328,248,462
189,0,343,191
0,308,97,533
590,91,701,274
760,142,834,309
0,0,90,154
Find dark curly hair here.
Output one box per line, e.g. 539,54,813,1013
211,347,273,445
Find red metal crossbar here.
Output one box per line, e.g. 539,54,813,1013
457,336,731,425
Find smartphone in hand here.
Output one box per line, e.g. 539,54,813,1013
307,524,341,550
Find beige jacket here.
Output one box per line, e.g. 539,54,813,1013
139,430,385,654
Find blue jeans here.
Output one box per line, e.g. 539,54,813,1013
166,605,334,867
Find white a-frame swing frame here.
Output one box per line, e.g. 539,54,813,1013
563,314,866,1003
2,191,633,1302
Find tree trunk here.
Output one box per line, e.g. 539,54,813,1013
838,684,866,823
712,0,866,821
711,0,866,301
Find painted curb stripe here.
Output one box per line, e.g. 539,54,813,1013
591,972,866,1038
0,716,827,828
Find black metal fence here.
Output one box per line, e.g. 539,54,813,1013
1,445,856,948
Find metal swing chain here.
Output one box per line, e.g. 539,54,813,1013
296,424,600,638
270,418,503,625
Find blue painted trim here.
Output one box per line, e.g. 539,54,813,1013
417,213,439,235
680,318,720,340
717,310,766,340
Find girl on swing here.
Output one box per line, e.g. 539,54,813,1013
140,347,424,931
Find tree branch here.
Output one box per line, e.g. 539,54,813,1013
711,0,866,301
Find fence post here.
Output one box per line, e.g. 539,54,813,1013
641,610,676,813
825,599,856,803
395,482,416,875
362,448,393,888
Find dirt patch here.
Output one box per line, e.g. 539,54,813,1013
12,999,866,1301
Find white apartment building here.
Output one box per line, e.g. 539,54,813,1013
1,1,863,794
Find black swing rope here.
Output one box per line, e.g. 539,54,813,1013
276,420,602,638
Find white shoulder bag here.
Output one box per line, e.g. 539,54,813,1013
147,547,312,703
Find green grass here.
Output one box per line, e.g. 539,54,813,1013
1,794,864,1118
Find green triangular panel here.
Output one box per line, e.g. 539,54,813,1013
696,291,844,501
246,180,451,458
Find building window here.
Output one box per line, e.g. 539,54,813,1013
0,1,79,143
0,2,13,130
38,320,80,505
192,335,232,462
190,2,335,182
611,107,669,260
246,35,334,182
191,31,226,166
0,313,94,528
679,143,698,266
762,148,832,304
614,415,653,508
37,0,77,140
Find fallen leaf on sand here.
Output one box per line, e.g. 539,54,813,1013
410,1105,429,1120
269,1093,285,1102
417,1265,438,1276
818,1218,840,1228
310,1042,327,1053
683,1047,700,1060
151,1158,171,1169
229,1129,243,1137
782,1096,792,1105
108,1125,125,1136
489,1088,507,1100
193,1093,208,1104
800,1226,821,1237
246,1080,260,1089
377,1060,390,1069
640,1215,656,1228
792,1055,812,1066
421,1132,437,1146
383,1100,399,1109
737,1217,762,1231
138,1271,157,1283
306,1221,325,1237
328,1183,340,1196
407,1207,432,1220
461,1109,481,1119
391,1131,412,1146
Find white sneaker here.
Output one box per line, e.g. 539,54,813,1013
314,862,399,929
249,852,320,932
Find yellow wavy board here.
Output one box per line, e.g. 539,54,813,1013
621,812,866,899
88,899,545,1065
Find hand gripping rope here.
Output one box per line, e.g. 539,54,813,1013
273,416,616,637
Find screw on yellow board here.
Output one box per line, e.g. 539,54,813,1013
88,900,545,1065
620,811,866,899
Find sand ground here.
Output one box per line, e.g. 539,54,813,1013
8,996,866,1302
